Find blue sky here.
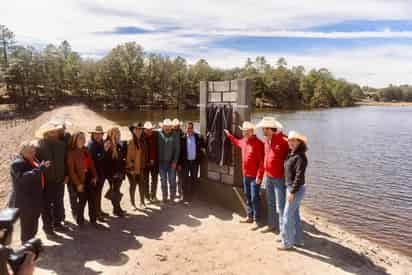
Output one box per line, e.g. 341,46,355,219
2,0,412,87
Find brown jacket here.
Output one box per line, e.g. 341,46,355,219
126,138,148,175
67,147,97,186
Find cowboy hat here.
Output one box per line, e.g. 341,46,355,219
239,121,256,131
162,119,173,127
35,123,64,139
129,122,144,132
143,121,155,129
172,118,181,127
49,117,73,128
88,125,105,134
256,117,284,129
288,131,308,145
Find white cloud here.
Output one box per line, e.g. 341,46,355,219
1,0,412,87
189,45,412,88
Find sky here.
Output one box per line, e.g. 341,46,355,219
2,0,412,88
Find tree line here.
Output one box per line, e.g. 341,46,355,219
366,85,412,102
1,24,368,111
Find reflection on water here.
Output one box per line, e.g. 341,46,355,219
98,106,412,257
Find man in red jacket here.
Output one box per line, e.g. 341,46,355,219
224,121,264,228
256,117,289,234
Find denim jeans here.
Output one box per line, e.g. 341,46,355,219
281,185,306,248
159,161,177,200
264,176,286,231
243,176,261,221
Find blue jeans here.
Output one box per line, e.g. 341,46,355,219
243,176,261,221
159,161,177,200
264,176,286,230
281,185,306,248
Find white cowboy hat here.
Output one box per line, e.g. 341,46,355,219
256,117,284,129
172,118,181,126
162,119,173,127
35,123,64,139
239,121,256,131
49,117,73,128
143,121,155,129
288,131,308,145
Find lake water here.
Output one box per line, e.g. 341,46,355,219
98,106,412,257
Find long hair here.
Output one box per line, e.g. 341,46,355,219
68,131,85,150
296,142,308,154
106,127,120,159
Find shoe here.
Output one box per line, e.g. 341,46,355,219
240,217,254,224
100,211,110,217
44,228,57,238
54,223,69,232
91,222,106,231
250,222,263,231
139,203,146,209
113,210,125,217
97,216,106,222
261,226,276,234
295,242,305,248
277,246,294,251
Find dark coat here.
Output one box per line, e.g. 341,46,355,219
143,131,159,166
87,139,106,176
36,138,66,184
179,132,205,164
104,141,127,179
284,150,308,194
9,157,45,210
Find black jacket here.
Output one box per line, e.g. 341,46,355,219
88,139,106,176
179,133,205,164
104,141,127,179
284,151,308,194
9,157,45,210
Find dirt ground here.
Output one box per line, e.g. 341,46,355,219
2,105,412,275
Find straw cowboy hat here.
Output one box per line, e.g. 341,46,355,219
239,121,256,131
129,122,144,132
288,131,308,145
256,117,284,129
172,118,181,127
35,123,64,139
143,121,155,129
88,125,105,134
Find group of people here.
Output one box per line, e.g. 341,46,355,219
225,117,308,250
8,113,308,251
9,117,205,244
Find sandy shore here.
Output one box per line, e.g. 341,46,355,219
1,105,412,275
355,101,412,107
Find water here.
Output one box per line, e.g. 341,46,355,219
98,106,412,257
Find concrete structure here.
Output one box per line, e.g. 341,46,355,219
197,79,252,214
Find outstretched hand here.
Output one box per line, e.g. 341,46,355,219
224,129,230,136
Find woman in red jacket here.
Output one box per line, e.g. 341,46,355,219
224,121,264,228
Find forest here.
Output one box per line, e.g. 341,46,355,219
2,24,408,113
